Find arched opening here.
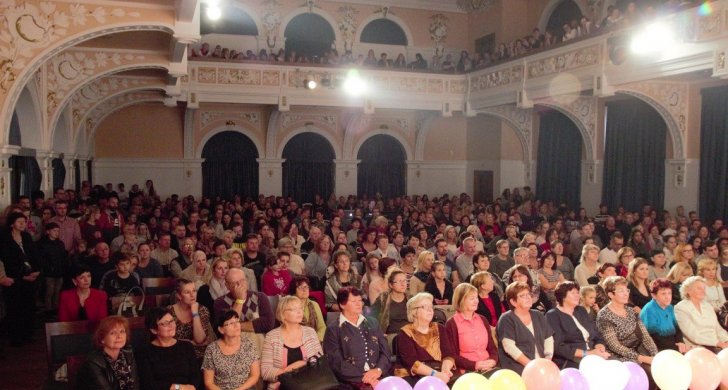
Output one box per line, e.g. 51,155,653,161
360,19,408,46
603,97,667,212
202,131,260,200
284,13,335,60
357,134,406,198
536,110,582,209
9,155,42,202
9,111,21,145
13,86,42,149
200,4,258,35
52,158,66,190
546,0,583,40
282,133,334,204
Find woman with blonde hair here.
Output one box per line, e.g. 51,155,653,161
574,244,600,287
673,242,697,274
443,226,458,254
615,246,636,277
696,258,726,312
409,250,434,295
666,262,694,306
261,295,323,389
223,248,258,291
674,276,728,351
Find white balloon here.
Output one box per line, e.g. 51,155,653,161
652,350,692,390
604,360,630,390
580,355,608,390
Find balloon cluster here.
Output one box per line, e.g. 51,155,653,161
373,349,728,390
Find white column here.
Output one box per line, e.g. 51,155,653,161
36,150,56,194
334,159,360,197
183,159,205,199
63,157,76,190
77,155,89,184
664,159,699,214
581,160,603,215
0,146,20,208
257,158,285,196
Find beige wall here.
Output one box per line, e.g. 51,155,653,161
424,116,468,160
467,115,502,159
95,104,184,158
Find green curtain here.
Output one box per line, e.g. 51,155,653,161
202,131,259,200
357,135,406,198
536,110,582,209
282,133,334,204
699,85,728,221
602,98,666,212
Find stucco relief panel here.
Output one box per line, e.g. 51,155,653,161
470,65,523,92
70,76,163,128
200,111,260,128
526,44,601,79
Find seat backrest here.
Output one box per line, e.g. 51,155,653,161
110,294,172,317
267,294,280,316
308,290,327,317
45,321,97,378
142,277,176,295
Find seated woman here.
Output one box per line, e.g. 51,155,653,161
546,281,609,369
224,248,258,292
497,282,554,375
137,308,201,390
261,296,324,390
196,258,229,324
666,262,694,306
471,271,505,327
696,258,726,312
202,310,260,390
506,265,552,313
674,276,728,352
179,250,212,289
168,278,216,360
409,250,434,296
58,265,108,322
323,286,391,389
424,261,453,305
371,268,412,335
289,275,326,341
395,292,455,386
261,252,293,296
468,251,504,298
627,258,651,311
360,253,386,305
444,283,499,375
596,276,658,364
639,278,690,352
76,316,139,390
325,251,361,312
537,251,565,304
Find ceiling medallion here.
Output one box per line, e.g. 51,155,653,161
456,0,496,12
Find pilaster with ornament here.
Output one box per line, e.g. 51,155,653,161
260,0,282,51
35,149,57,194
478,104,534,179
334,159,360,195
63,155,76,189
0,0,175,145
337,5,359,52
257,158,285,195
429,14,449,57
0,146,20,208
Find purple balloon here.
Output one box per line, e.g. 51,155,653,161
413,376,449,390
374,376,413,390
560,368,589,390
624,362,649,390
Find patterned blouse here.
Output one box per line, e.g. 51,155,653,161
202,337,259,390
596,304,658,361
169,305,217,359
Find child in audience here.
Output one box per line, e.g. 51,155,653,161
580,285,599,325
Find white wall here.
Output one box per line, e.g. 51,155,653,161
407,160,468,196
93,158,203,199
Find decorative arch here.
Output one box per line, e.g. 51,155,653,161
477,106,534,162
355,14,414,47
48,60,171,149
279,7,342,48
276,126,342,160
353,129,413,162
533,101,595,160
201,2,262,36
613,90,684,159
1,21,175,145
197,125,265,160
413,113,439,161
538,0,589,33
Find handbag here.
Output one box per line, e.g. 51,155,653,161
117,286,146,317
278,354,339,390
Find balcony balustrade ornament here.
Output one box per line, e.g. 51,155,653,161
456,0,496,12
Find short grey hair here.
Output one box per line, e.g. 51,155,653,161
406,292,434,323
680,275,706,300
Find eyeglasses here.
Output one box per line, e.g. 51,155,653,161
297,285,310,290
157,320,175,328
414,306,434,311
222,320,242,327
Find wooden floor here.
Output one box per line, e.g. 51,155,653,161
0,319,56,390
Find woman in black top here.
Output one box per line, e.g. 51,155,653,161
137,308,201,390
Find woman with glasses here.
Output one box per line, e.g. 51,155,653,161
261,296,324,389
371,268,412,335
202,310,260,390
395,292,455,386
137,308,200,390
289,275,325,341
673,243,697,274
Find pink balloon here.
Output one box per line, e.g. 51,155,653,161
685,347,721,390
522,358,561,390
716,349,728,387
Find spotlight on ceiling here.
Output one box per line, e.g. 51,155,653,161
630,22,675,54
343,69,368,97
305,79,317,90
206,5,222,21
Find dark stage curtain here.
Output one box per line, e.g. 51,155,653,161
699,85,728,222
357,134,406,198
9,156,42,201
74,160,81,192
536,111,582,209
283,133,334,204
602,98,666,212
52,158,66,190
202,131,259,200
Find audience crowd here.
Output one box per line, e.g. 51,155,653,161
189,1,701,74
1,178,728,389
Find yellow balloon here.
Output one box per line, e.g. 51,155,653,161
489,369,526,390
452,373,492,390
